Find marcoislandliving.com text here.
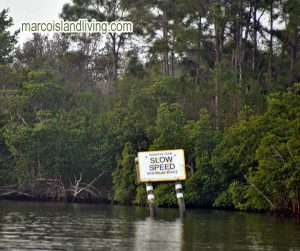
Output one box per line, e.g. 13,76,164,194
21,19,133,34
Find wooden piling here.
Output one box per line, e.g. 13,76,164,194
175,181,186,218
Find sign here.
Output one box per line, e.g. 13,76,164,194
137,149,186,182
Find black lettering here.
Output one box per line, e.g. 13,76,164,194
159,157,165,163
160,164,166,170
166,156,173,162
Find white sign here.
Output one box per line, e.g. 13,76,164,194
137,149,186,182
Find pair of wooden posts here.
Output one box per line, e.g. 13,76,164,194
135,157,186,218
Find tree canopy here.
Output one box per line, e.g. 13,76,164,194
0,1,299,216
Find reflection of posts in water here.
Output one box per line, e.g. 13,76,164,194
175,181,186,218
134,218,184,251
145,182,157,217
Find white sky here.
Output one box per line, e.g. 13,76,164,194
1,0,284,48
0,0,71,44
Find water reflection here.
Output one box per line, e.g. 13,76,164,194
0,201,299,250
134,217,183,251
182,210,300,251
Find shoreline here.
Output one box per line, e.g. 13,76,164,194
0,196,295,219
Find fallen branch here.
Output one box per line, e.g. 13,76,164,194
0,190,36,198
17,113,28,126
68,171,106,199
271,145,285,164
242,173,276,210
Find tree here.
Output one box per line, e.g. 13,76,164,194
246,84,300,215
211,110,268,209
112,143,137,204
211,84,299,215
0,9,18,64
174,0,211,83
61,0,131,85
150,103,186,150
276,0,300,85
184,109,222,206
125,0,186,76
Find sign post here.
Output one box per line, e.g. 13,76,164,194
175,181,186,217
136,149,186,218
135,157,157,217
145,182,156,217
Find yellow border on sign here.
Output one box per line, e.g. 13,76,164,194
137,149,186,182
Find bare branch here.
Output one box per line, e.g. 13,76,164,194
272,145,285,164
287,145,293,157
76,171,105,196
17,113,28,126
242,172,276,209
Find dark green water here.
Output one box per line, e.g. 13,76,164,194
0,201,299,250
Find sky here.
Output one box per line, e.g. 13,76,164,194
1,0,71,44
1,0,284,47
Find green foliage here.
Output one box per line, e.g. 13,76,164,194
0,0,299,216
244,84,300,212
213,189,234,208
184,109,222,207
112,144,137,204
0,127,15,185
212,114,267,187
134,185,147,206
185,109,221,161
3,110,106,183
210,84,300,214
1,70,116,189
0,9,18,64
153,183,177,207
150,103,186,150
185,159,219,207
211,58,243,129
22,73,64,113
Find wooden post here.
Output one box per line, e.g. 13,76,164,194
175,181,186,218
135,157,157,217
146,182,157,217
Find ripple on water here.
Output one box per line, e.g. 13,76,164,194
0,201,300,251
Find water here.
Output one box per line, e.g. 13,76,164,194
0,201,299,250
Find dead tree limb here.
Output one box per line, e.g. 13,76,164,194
242,173,276,210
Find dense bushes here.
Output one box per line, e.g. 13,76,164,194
0,67,299,216
0,1,299,215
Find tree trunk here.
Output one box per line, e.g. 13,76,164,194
171,26,175,77
252,1,258,72
241,6,252,92
289,26,298,86
213,1,226,130
162,0,169,76
111,1,118,83
214,22,221,130
268,1,274,90
196,16,202,85
234,0,240,73
238,0,243,87
112,34,118,81
171,51,175,77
